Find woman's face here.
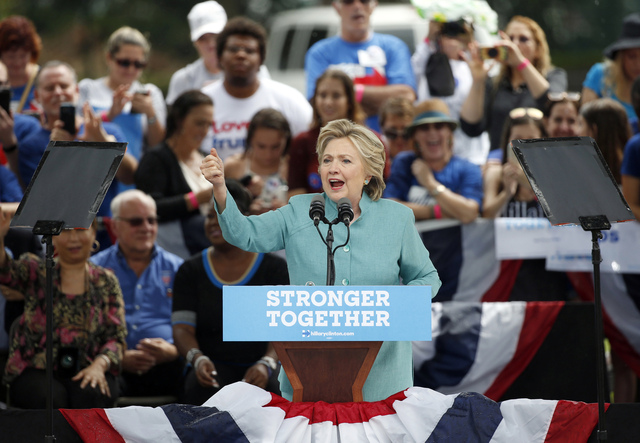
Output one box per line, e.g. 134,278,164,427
178,104,214,150
0,47,31,78
506,21,538,64
576,115,595,138
250,127,287,170
107,44,147,86
546,102,578,137
315,77,349,125
53,228,95,265
320,137,369,208
413,122,453,164
205,205,227,247
621,47,640,81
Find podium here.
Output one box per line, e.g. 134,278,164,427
223,285,432,403
272,341,382,403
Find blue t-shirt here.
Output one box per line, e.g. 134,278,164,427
583,62,637,119
383,151,483,209
91,244,184,349
305,33,416,131
622,133,640,178
0,166,23,203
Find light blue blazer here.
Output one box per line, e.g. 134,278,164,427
217,191,441,401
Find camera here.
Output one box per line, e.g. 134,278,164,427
0,86,11,114
479,46,508,62
56,347,79,378
59,102,77,135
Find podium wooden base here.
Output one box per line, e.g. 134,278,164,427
273,341,382,403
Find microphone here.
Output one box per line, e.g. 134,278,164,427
337,198,354,226
309,195,325,226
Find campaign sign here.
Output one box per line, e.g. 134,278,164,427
223,285,432,341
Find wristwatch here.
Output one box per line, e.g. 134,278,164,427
430,184,446,197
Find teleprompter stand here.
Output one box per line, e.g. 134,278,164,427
11,140,126,442
511,136,634,441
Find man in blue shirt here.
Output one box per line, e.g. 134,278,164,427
91,190,185,397
305,0,416,132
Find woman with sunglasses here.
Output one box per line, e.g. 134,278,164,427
384,99,482,224
287,69,367,197
0,215,126,409
78,26,166,163
543,92,581,138
460,16,566,157
135,90,213,259
582,13,640,120
482,107,547,219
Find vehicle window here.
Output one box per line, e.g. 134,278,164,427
290,27,329,70
280,29,296,70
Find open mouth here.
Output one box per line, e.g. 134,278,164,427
329,179,345,190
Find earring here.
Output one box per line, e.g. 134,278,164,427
91,240,100,253
364,179,370,185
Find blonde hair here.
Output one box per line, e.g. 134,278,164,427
316,119,386,201
499,16,552,82
106,26,150,58
603,55,631,102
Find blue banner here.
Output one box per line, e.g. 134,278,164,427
223,285,432,341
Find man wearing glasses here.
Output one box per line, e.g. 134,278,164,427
91,189,184,399
305,0,416,132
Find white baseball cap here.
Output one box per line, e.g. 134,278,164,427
188,1,227,42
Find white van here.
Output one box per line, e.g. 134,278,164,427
265,4,428,94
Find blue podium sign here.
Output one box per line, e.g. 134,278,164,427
223,285,432,341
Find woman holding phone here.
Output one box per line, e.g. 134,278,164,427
78,26,166,162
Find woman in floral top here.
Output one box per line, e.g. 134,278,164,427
0,213,126,408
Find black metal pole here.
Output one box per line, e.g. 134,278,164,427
326,225,335,286
44,234,56,443
591,230,608,442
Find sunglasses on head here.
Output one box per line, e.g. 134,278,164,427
509,35,531,44
117,216,158,227
383,129,410,141
340,0,373,4
114,58,147,69
547,92,581,102
509,107,543,120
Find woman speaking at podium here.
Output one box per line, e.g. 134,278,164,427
201,119,441,402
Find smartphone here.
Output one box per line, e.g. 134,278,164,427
479,46,508,62
59,102,76,135
0,86,11,115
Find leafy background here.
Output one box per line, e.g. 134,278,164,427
1,0,636,94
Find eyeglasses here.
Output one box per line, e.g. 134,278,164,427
509,35,531,44
383,129,410,141
114,58,148,69
340,0,373,5
116,216,158,227
547,92,581,102
509,107,544,120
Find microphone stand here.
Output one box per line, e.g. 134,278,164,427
315,218,351,286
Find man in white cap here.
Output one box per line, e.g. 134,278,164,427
166,1,269,105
